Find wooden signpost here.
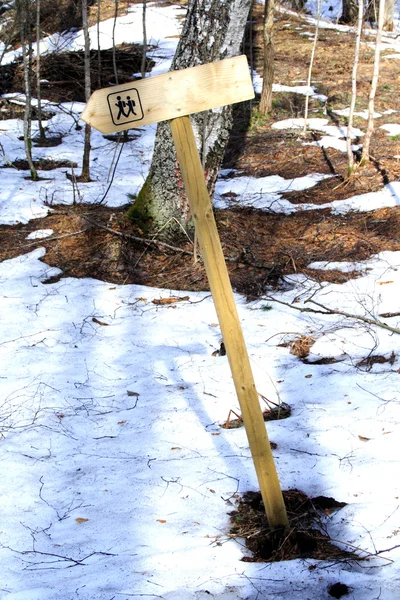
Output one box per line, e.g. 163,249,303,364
81,56,289,529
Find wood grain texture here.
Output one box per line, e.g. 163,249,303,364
81,56,254,133
170,115,289,528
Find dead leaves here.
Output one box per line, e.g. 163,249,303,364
75,517,89,524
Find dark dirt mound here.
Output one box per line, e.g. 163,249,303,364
229,489,356,563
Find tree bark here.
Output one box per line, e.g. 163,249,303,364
112,0,119,84
16,0,38,180
97,0,102,88
80,0,92,182
141,0,147,79
340,0,359,24
36,0,46,140
368,0,394,30
128,0,252,242
383,0,394,30
346,0,364,175
303,0,321,133
259,0,275,116
362,0,385,162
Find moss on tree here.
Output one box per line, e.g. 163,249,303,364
126,177,153,231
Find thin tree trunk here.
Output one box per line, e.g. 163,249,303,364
80,0,91,181
259,0,274,115
112,0,119,84
303,0,321,133
141,0,147,79
36,0,46,140
97,0,102,87
346,0,364,175
362,0,385,163
17,0,38,180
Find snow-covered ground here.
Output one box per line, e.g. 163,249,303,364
1,2,400,599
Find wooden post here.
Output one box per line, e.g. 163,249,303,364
170,115,289,529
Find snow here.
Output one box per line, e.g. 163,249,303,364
26,229,54,240
381,123,400,136
1,2,400,599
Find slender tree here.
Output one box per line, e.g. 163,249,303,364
80,0,92,181
141,0,147,79
16,0,38,180
362,0,385,162
367,0,394,30
259,0,275,115
128,0,253,241
97,0,102,88
303,0,322,133
346,0,364,175
35,0,46,141
112,0,119,84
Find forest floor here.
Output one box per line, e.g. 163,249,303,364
2,4,400,295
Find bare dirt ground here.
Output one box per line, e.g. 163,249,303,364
1,5,400,296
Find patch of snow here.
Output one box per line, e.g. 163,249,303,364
214,172,332,209
252,71,327,101
1,246,400,598
272,117,363,139
26,229,54,240
333,108,382,119
380,123,400,136
304,136,360,152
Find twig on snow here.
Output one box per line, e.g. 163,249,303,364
265,295,400,335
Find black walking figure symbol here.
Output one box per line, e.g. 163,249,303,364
115,95,137,120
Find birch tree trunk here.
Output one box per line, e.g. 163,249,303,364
36,0,46,140
127,0,252,242
16,0,38,180
141,0,147,79
259,0,275,116
97,0,102,88
303,0,321,133
80,0,92,181
361,0,385,163
112,0,119,85
346,0,364,174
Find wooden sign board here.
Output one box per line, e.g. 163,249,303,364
81,55,254,133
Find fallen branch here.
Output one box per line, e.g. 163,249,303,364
265,295,400,335
80,214,194,256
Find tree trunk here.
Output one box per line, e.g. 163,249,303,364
259,0,274,116
362,0,385,162
290,0,306,10
80,0,91,182
368,0,394,30
383,0,394,30
127,0,252,242
112,0,119,84
16,0,38,180
97,0,102,88
303,0,322,133
36,0,46,140
340,0,359,24
141,0,147,79
346,0,364,175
